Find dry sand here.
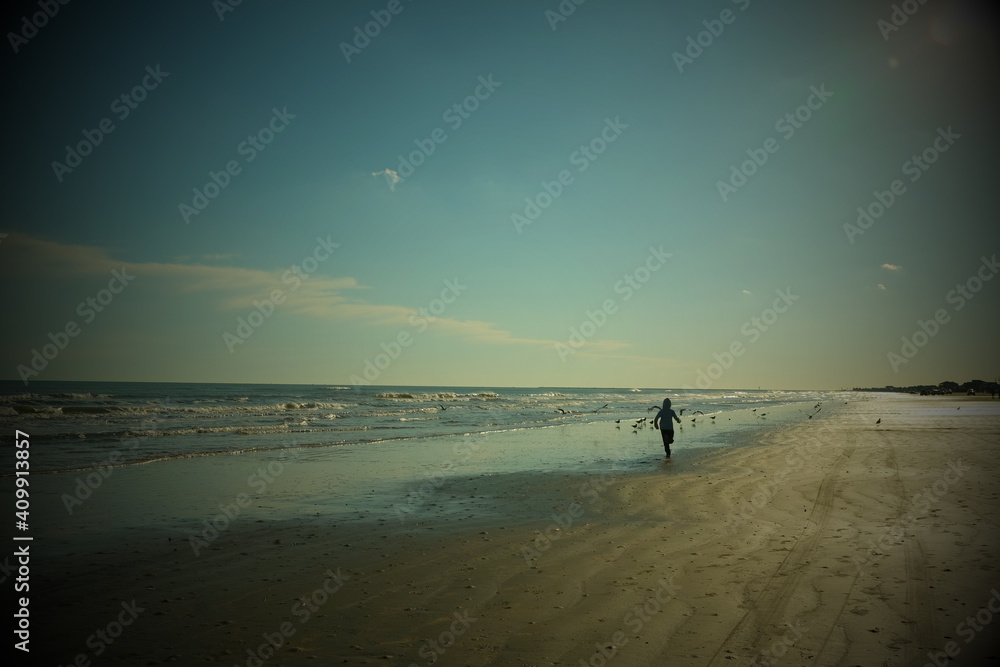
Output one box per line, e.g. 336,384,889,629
32,395,1000,665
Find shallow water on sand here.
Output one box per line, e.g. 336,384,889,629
0,380,846,473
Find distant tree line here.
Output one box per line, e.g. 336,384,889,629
853,379,999,396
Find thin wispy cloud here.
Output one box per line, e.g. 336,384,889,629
881,263,902,271
3,233,627,353
372,168,401,190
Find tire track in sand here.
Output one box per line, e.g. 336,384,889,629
808,429,937,665
880,430,937,664
706,434,855,666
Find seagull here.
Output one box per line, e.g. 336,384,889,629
679,408,687,416
876,418,881,425
710,415,716,421
615,419,621,424
692,410,705,415
438,404,448,411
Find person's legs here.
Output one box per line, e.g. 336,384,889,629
660,429,673,457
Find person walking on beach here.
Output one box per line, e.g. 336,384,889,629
652,398,681,458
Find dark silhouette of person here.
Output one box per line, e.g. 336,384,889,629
652,398,682,457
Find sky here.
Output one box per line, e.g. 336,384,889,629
1,0,998,389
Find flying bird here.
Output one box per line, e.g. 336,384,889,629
876,418,881,425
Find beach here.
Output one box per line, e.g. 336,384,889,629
23,393,1000,665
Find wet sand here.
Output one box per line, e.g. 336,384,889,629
28,394,1000,665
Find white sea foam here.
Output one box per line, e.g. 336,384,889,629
0,383,852,475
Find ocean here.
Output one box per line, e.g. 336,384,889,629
0,381,846,475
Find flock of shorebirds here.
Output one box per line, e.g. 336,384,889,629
615,408,726,434
459,399,889,428
607,402,831,434
552,400,888,433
